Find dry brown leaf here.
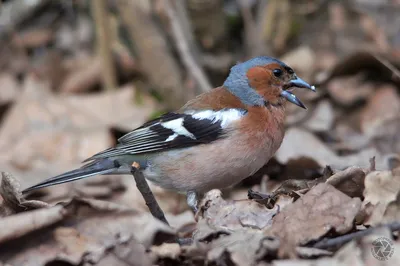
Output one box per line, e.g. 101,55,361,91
195,190,278,234
361,85,400,137
381,192,400,224
276,127,383,169
316,52,400,85
265,183,361,252
62,197,176,248
326,74,374,106
96,237,152,266
326,166,366,198
332,123,370,152
60,56,102,93
304,100,335,132
360,85,400,154
0,205,66,245
0,75,157,182
274,194,295,211
362,170,400,226
0,196,171,265
351,227,400,265
274,227,400,266
207,231,266,266
363,170,400,205
0,172,49,216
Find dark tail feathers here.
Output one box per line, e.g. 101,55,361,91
22,159,118,193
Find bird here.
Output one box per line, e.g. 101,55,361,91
22,56,315,212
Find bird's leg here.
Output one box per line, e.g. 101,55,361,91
186,191,199,213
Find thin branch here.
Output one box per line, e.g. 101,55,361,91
237,0,266,57
163,0,212,93
116,0,186,109
372,52,400,81
130,164,169,226
311,222,400,250
92,0,117,91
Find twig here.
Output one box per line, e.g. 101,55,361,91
372,52,400,81
91,0,117,91
116,0,186,109
311,222,400,250
163,0,211,93
130,164,169,226
237,0,266,57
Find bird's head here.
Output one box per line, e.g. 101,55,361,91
223,56,315,109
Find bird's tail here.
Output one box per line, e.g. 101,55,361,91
22,159,119,193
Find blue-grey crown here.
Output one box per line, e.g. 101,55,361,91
223,56,288,106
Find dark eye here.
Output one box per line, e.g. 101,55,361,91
273,69,283,78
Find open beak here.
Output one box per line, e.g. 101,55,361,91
281,76,315,109
281,90,306,109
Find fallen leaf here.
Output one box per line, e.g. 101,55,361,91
273,227,399,266
362,170,400,226
363,170,400,205
326,166,366,198
332,123,370,152
195,190,278,234
276,127,383,169
361,85,400,137
0,172,49,217
304,100,335,132
0,196,172,265
0,205,66,244
206,232,266,266
265,183,361,255
326,74,374,106
0,75,157,179
96,237,152,266
381,192,400,224
316,51,400,86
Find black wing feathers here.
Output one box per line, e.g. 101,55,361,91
85,111,232,160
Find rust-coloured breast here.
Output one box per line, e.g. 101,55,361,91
237,105,286,149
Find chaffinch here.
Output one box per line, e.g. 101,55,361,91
23,56,315,211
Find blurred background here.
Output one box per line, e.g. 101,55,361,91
0,0,399,211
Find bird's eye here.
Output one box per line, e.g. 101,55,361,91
273,69,283,78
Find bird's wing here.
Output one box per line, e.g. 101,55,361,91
85,108,247,161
